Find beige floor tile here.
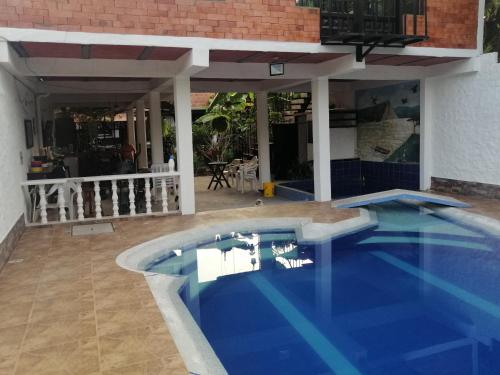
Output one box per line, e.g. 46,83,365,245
101,355,187,375
93,287,146,311
91,259,123,274
22,314,96,352
0,285,37,306
15,337,100,375
0,325,27,357
92,269,145,291
0,303,32,330
36,278,93,300
96,303,164,336
0,272,40,288
99,325,178,371
38,265,92,284
0,356,17,375
30,292,94,323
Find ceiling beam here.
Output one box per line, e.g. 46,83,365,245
315,54,366,78
10,42,28,58
137,46,154,60
40,79,152,94
48,93,142,106
7,47,209,81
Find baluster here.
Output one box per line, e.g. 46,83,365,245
57,184,66,222
161,177,168,213
145,178,152,214
94,181,102,219
128,178,136,216
111,180,119,218
76,182,84,221
39,184,48,224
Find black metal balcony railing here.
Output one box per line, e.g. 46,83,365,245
318,0,428,49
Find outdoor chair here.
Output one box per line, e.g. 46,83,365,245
225,159,242,186
237,159,259,193
151,163,177,202
30,181,78,222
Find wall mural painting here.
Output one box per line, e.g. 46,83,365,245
355,81,420,163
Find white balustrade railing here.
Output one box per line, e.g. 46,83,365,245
21,171,181,226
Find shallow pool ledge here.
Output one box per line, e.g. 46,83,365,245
333,189,470,209
296,208,377,243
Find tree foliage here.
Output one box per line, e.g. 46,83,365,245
484,0,500,57
194,92,256,162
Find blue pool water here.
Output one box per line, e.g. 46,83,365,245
147,202,500,375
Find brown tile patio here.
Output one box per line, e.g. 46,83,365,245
0,194,498,374
0,201,357,375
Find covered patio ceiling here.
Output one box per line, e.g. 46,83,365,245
12,41,465,67
3,40,478,108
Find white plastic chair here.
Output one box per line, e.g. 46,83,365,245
151,163,177,201
237,159,259,193
225,159,242,186
31,181,78,223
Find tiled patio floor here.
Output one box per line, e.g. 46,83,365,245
194,175,291,212
0,201,357,375
0,194,498,374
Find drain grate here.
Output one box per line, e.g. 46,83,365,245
72,223,114,236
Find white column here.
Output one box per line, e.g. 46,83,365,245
311,77,332,202
135,100,148,169
149,91,164,165
94,181,102,219
76,182,84,221
126,108,136,147
420,78,433,191
256,91,271,186
174,76,195,215
111,180,119,218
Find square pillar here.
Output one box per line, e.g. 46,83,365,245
256,91,271,186
149,91,165,165
174,76,195,215
126,108,136,146
420,78,433,190
135,100,148,169
311,77,332,202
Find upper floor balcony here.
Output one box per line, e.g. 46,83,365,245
317,0,428,47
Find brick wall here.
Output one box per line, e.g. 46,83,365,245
416,0,479,49
1,0,478,48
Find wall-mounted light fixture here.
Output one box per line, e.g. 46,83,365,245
269,62,285,76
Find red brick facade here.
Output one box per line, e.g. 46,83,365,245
1,0,478,49
418,0,478,49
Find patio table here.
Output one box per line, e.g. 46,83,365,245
207,161,231,190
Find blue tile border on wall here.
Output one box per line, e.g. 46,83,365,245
275,159,420,200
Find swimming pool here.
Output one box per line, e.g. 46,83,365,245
139,202,500,374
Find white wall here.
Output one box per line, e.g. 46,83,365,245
0,67,35,242
308,128,357,161
306,82,359,161
431,53,500,185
